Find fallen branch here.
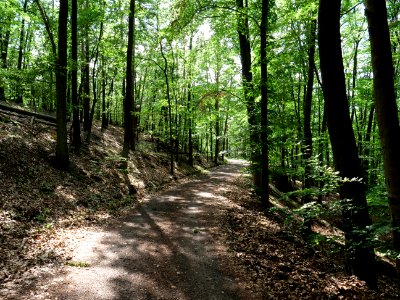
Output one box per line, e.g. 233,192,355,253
0,102,56,124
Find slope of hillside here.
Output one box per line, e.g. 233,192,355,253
0,109,214,287
0,109,398,299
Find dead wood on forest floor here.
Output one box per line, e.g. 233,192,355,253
0,102,56,125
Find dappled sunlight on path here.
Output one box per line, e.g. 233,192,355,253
27,161,249,300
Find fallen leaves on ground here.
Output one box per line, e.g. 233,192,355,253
0,111,213,294
217,175,398,299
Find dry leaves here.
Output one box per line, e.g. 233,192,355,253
218,176,398,299
0,112,213,293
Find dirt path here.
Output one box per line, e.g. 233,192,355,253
22,160,250,300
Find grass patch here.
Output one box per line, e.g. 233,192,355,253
66,261,91,268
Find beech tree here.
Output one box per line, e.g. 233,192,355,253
122,0,136,157
318,0,376,287
260,0,270,205
70,0,81,151
55,0,69,169
364,0,400,281
235,0,261,188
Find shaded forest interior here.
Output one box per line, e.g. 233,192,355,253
2,0,400,298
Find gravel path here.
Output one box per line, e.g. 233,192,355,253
27,160,250,300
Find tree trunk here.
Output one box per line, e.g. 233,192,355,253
318,0,376,287
87,21,104,142
236,0,261,188
82,0,90,133
209,122,213,161
71,0,81,150
221,108,229,161
187,36,194,166
0,29,10,101
101,67,108,130
55,0,70,169
122,0,135,157
303,19,316,197
83,37,90,132
364,0,400,287
159,41,174,175
35,0,57,56
187,80,193,167
362,104,375,184
16,0,28,104
260,0,269,206
214,95,220,165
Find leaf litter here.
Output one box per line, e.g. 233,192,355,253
0,111,213,298
0,110,398,299
216,174,398,299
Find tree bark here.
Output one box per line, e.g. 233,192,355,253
187,38,194,167
303,19,316,197
83,37,90,132
260,0,269,206
236,0,261,188
16,0,28,104
71,0,81,150
122,0,135,157
160,42,174,174
35,0,57,56
55,0,70,169
0,28,10,101
364,0,400,287
360,104,375,184
87,21,104,142
0,102,56,124
318,0,376,287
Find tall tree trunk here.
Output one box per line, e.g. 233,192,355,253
209,121,213,161
82,0,90,133
303,19,316,197
187,39,194,167
222,109,229,161
87,21,104,142
35,0,57,56
214,97,220,165
122,0,135,157
260,0,269,206
0,29,10,100
363,104,375,184
101,66,108,130
318,0,376,287
135,68,147,143
236,0,261,188
83,37,90,132
364,0,400,288
16,0,28,104
55,0,70,169
71,0,81,150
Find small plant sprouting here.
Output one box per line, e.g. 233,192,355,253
66,261,91,268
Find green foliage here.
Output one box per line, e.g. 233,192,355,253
35,208,51,223
108,195,135,211
367,183,391,225
66,261,91,268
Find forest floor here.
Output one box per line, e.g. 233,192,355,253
0,107,398,299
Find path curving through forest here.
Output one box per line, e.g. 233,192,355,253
26,160,250,300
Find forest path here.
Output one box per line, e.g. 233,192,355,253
28,160,250,300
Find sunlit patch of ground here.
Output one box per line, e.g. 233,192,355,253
0,111,215,293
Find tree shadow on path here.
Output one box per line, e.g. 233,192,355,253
35,160,249,300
